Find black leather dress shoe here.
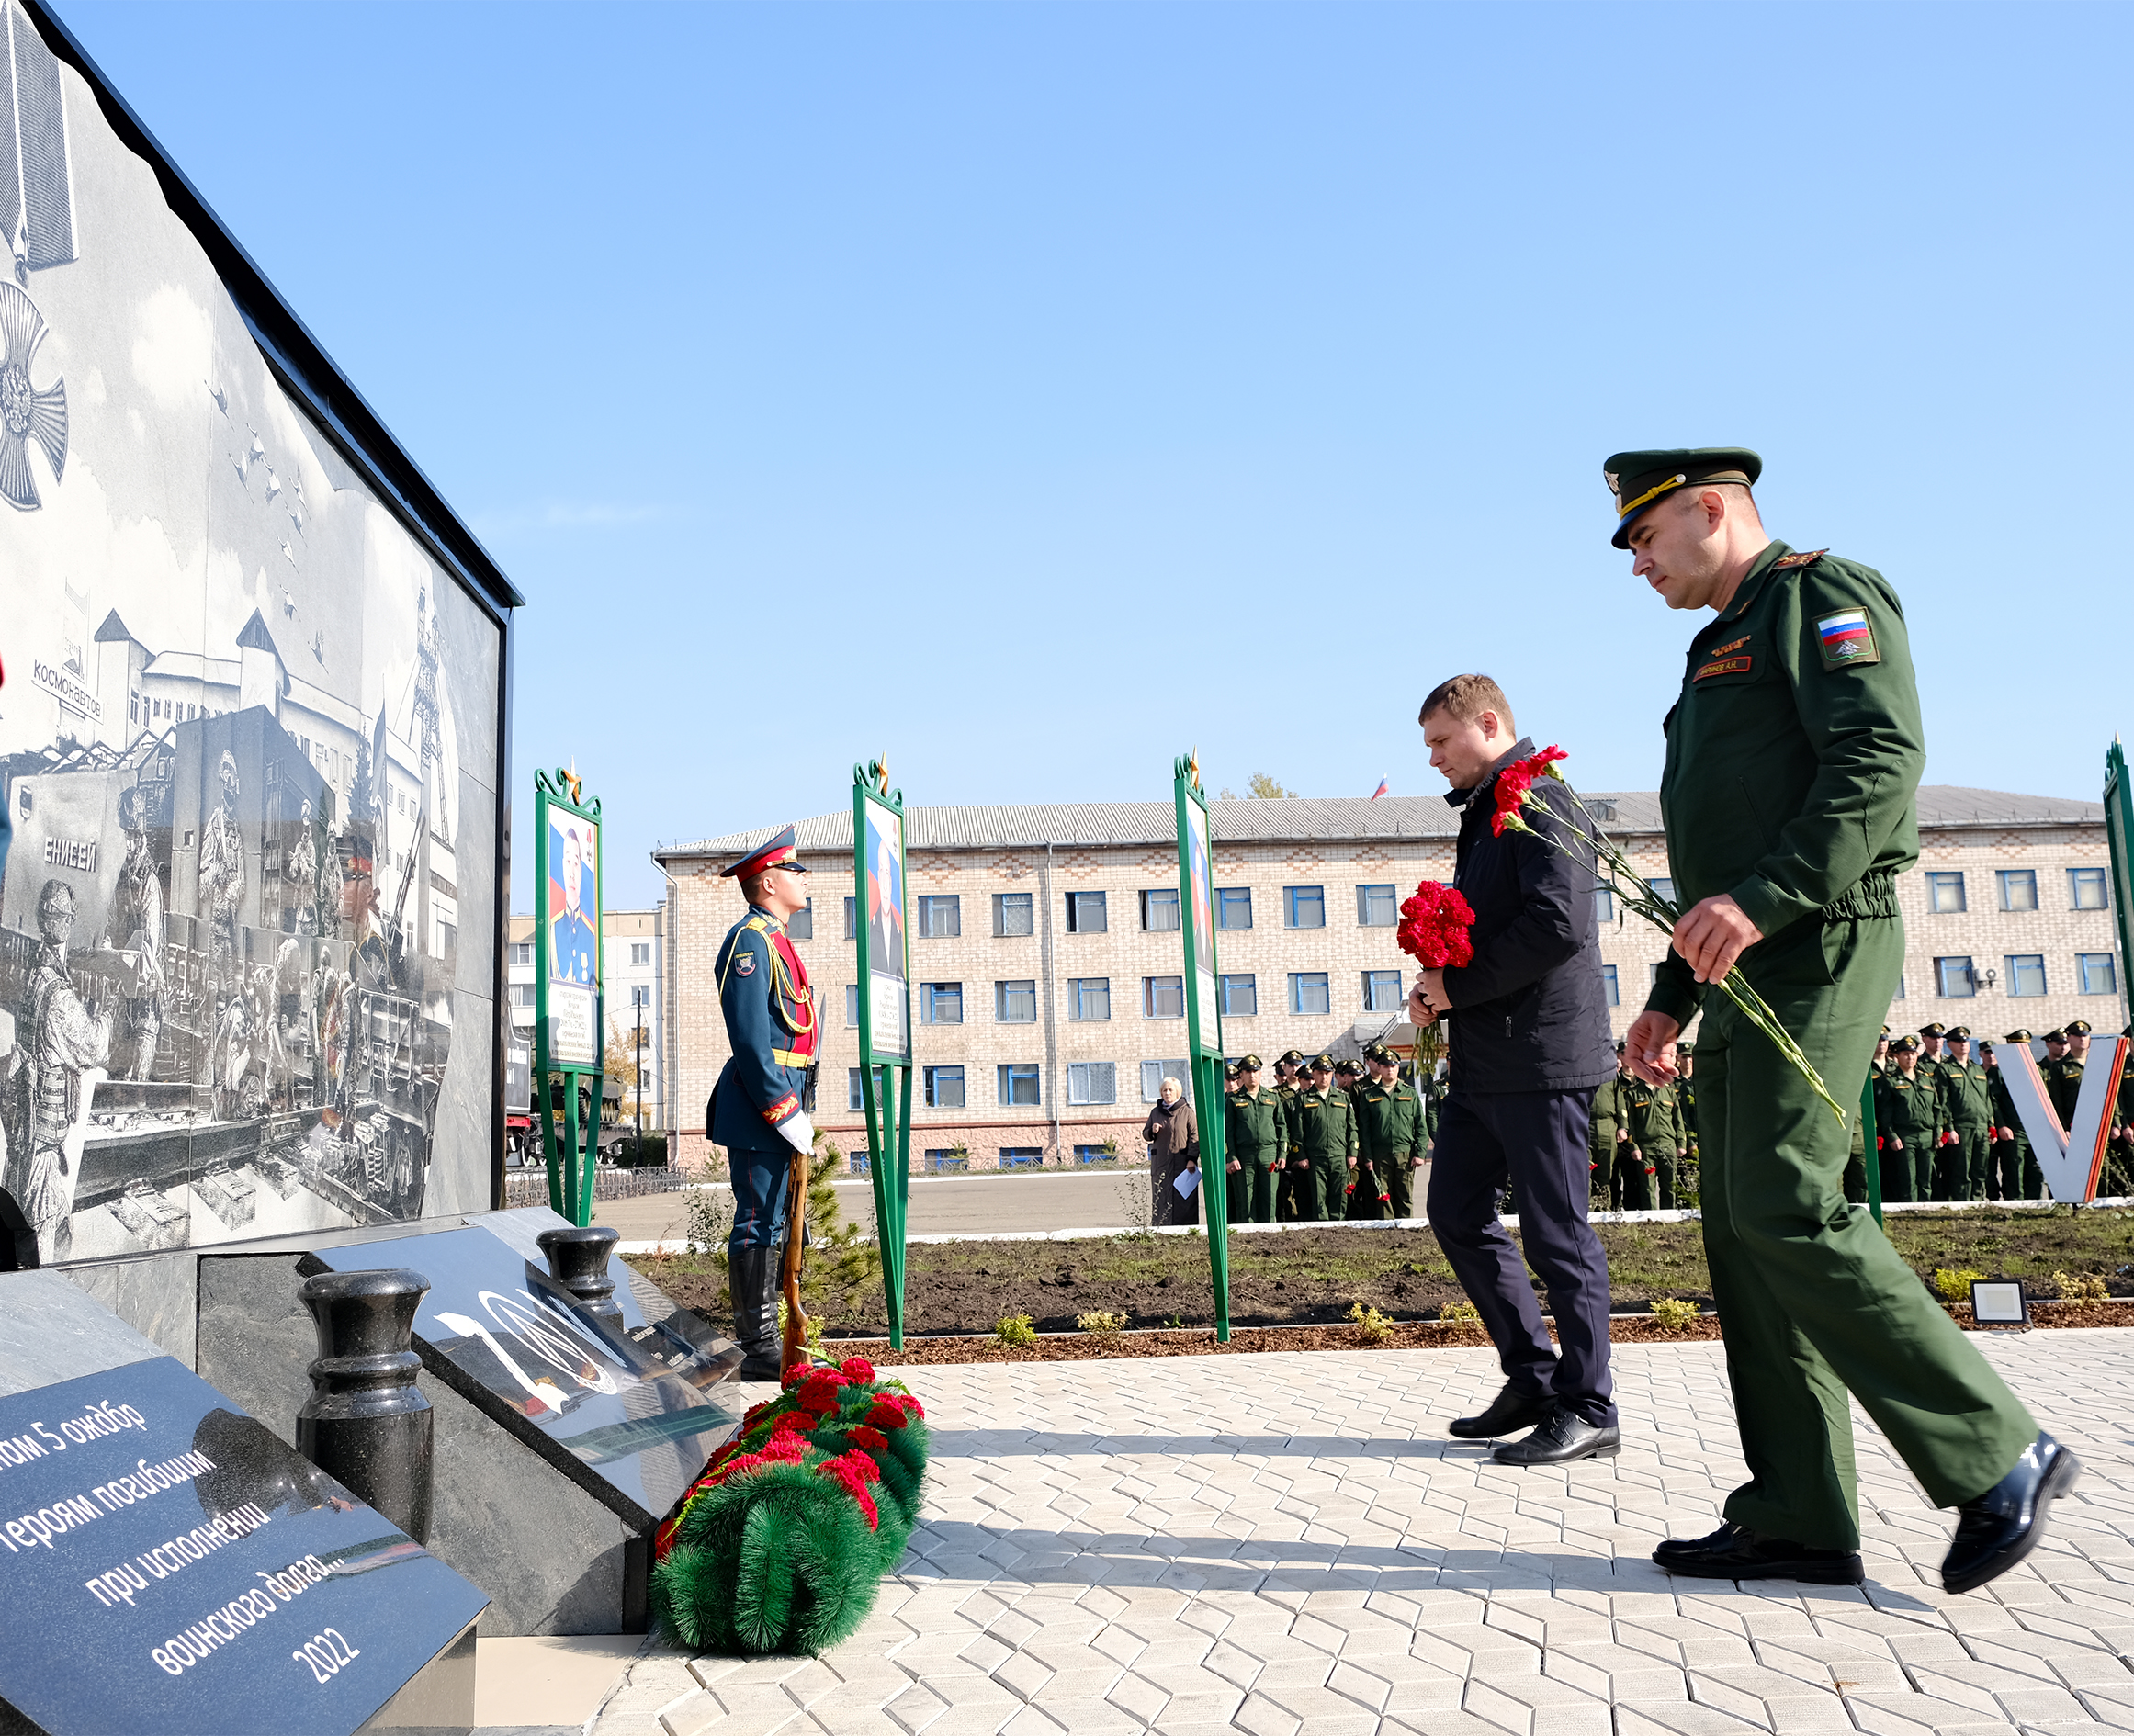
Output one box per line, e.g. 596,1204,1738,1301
1942,1432,2080,1595
1653,1521,1864,1584
1493,1405,1621,1466
1448,1382,1555,1439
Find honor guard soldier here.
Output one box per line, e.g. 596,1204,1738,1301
1357,1043,1424,1218
1288,1054,1357,1222
1610,447,2064,1594
706,826,818,1380
1225,1054,1286,1223
1939,1028,1994,1201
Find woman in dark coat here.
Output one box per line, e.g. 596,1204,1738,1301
1143,1078,1199,1227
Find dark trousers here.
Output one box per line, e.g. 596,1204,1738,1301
1426,1086,1616,1427
727,1142,793,1254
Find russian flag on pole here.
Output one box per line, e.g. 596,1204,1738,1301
1370,778,1388,800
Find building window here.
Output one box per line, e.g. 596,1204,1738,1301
1290,972,1330,1015
1066,891,1107,933
1925,872,1967,914
1144,975,1184,1018
629,985,651,1009
999,1147,1044,1168
2004,954,2047,998
1141,888,1180,931
920,982,964,1024
843,897,858,941
1067,1062,1117,1106
785,903,812,941
1361,970,1403,1012
1934,955,1976,998
508,941,532,966
1072,1144,1111,1164
1894,972,1907,1000
998,1064,1041,1107
918,895,960,938
996,980,1038,1023
2079,953,2118,996
1600,964,1620,1007
2072,867,2110,910
925,1148,969,1175
994,892,1033,937
845,985,860,1027
1594,886,1616,924
1649,962,1665,987
1140,1061,1191,1103
1070,977,1111,1020
1220,974,1258,1017
924,1065,965,1109
848,1068,865,1112
1216,887,1253,930
628,940,653,965
1285,885,1326,929
1646,876,1676,907
508,984,535,1008
1356,885,1397,927
1998,870,2038,913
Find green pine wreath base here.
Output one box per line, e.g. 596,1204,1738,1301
650,1367,930,1656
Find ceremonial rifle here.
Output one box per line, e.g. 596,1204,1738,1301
779,962,820,1381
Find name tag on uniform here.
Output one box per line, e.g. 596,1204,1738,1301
1694,655,1752,681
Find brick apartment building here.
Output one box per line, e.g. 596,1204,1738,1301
653,786,2124,1173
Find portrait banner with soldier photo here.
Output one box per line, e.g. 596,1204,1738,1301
856,790,909,1065
544,807,602,1067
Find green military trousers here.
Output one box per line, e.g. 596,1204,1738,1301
1588,1133,1616,1206
1235,1151,1278,1223
1307,1155,1349,1221
1385,1153,1417,1219
1697,914,2036,1550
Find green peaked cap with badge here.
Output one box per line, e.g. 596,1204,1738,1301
1601,447,1762,549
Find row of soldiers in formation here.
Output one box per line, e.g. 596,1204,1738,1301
1216,1045,1442,1224
1864,1019,2134,1202
1591,1043,1694,1211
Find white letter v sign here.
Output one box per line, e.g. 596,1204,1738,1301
1995,1037,2128,1203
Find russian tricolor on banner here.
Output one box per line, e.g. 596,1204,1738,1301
1818,610,1872,658
1370,778,1388,800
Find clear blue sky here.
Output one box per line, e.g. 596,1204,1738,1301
62,1,2133,912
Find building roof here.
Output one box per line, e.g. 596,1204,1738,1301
656,783,2102,866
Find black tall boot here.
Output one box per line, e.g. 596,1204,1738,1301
729,1246,783,1381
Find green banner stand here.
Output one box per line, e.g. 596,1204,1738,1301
853,759,914,1350
2106,740,2134,1027
534,766,604,1226
1173,751,1232,1343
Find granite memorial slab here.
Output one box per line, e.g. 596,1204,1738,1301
0,1354,486,1735
305,1223,743,1532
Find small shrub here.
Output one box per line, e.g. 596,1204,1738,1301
1078,1310,1127,1336
1648,1298,1701,1331
1438,1300,1481,1325
994,1313,1038,1348
2055,1271,2110,1308
1933,1268,1987,1302
1347,1302,1394,1344
774,1296,827,1355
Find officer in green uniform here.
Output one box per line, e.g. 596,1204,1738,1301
1618,1072,1682,1209
1589,1043,1625,1206
1875,1036,1941,1203
1986,1031,2039,1200
1272,1050,1306,1220
2040,1028,2078,1137
1938,1028,1994,1201
1333,1059,1378,1218
1609,447,2063,1593
1225,1054,1286,1224
1357,1044,1425,1219
1288,1054,1357,1222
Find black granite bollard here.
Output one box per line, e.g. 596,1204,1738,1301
297,1268,435,1543
538,1223,626,1325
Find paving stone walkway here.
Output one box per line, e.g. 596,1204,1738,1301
593,1330,2134,1736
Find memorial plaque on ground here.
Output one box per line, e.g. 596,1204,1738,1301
307,1225,743,1530
0,1357,485,1735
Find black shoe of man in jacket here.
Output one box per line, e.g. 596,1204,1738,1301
1493,1404,1621,1466
1447,1381,1554,1439
1654,1521,1865,1584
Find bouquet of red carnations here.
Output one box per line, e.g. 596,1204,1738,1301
1396,882,1476,969
1489,745,1846,1122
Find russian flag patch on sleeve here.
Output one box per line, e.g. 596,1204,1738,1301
1814,608,1880,670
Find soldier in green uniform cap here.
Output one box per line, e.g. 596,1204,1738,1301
1272,1051,1306,1220
1357,1045,1425,1218
1334,1058,1379,1218
2040,1028,2079,1139
1938,1028,1994,1201
1876,1035,1941,1202
1610,446,2067,1593
1985,1032,2038,1200
1618,1071,1682,1210
1225,1054,1286,1223
1287,1055,1356,1222
1590,1044,1626,1207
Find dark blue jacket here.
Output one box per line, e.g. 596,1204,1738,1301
707,906,814,1148
1439,738,1616,1096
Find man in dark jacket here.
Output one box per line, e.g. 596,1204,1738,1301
1409,674,1620,1466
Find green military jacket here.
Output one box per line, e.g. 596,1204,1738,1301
2046,1056,2084,1130
1646,542,1925,1028
1875,1067,1943,1152
1275,1082,1302,1156
1986,1065,2027,1148
1226,1086,1288,1160
1356,1080,1423,1159
1289,1088,1357,1165
1620,1078,1683,1154
1940,1059,1993,1130
1589,1077,1622,1144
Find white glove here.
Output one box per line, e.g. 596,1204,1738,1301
775,1110,816,1155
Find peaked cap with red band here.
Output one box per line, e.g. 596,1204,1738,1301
720,823,808,880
